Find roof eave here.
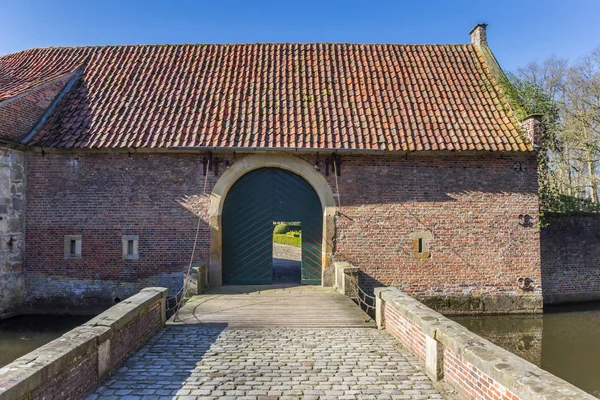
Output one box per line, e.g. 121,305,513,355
24,144,537,157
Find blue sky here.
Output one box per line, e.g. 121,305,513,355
1,0,598,72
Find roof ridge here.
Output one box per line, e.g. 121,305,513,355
1,42,474,56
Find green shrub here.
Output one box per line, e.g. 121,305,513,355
273,222,302,235
273,223,289,234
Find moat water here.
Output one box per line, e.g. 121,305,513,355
453,302,600,398
0,314,93,368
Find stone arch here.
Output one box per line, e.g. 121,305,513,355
209,153,336,287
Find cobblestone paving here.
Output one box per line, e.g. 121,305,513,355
87,325,447,400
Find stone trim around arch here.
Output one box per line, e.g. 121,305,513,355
208,153,336,287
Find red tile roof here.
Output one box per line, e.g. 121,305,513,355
0,44,532,151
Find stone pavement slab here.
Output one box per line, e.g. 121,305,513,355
87,325,449,399
171,286,375,328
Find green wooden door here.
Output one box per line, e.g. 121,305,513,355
222,168,323,285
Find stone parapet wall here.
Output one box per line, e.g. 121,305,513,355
0,147,26,318
0,287,167,400
376,287,595,400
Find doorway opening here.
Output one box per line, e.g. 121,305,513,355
272,222,302,285
221,167,323,285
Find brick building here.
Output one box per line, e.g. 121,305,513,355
0,24,543,316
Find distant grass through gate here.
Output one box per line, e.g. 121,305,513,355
273,233,301,247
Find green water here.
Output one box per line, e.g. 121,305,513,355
453,302,600,398
0,314,93,368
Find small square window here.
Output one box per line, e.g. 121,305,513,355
122,235,139,260
410,231,432,259
64,235,82,259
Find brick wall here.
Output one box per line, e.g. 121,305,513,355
541,213,600,304
24,151,540,312
24,152,215,309
443,347,518,400
384,302,426,361
329,154,541,313
0,287,167,400
107,299,162,370
25,349,98,400
0,74,72,143
384,302,518,399
0,147,25,318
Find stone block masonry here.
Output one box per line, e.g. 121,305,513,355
0,148,26,318
376,287,595,400
0,287,167,400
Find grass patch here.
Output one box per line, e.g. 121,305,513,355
273,233,301,247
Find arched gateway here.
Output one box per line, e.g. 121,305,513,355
208,154,336,287
222,168,322,284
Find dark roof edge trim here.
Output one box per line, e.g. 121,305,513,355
21,69,83,145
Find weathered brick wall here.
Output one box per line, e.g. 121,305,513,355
384,302,426,361
443,347,517,400
383,302,518,399
541,213,600,304
24,152,215,310
0,147,26,318
25,151,540,312
107,300,162,370
0,74,72,143
25,350,98,400
330,154,541,313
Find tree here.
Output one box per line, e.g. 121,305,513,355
512,48,600,213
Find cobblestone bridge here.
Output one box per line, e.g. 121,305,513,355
87,286,452,400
